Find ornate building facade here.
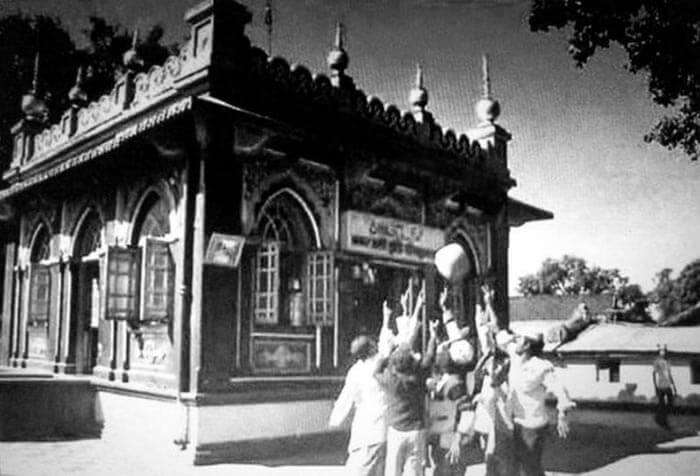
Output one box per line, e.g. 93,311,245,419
0,0,550,463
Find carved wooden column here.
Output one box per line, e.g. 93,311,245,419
0,243,16,365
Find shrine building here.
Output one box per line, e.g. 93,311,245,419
0,0,550,463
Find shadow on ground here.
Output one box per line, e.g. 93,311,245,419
256,422,700,473
542,423,698,473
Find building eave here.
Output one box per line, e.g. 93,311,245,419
507,197,553,227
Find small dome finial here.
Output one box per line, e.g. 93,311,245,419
327,21,352,88
409,63,428,112
122,28,143,71
21,52,48,123
475,53,500,124
327,21,348,73
68,66,88,107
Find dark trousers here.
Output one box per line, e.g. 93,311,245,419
655,387,674,428
513,424,548,476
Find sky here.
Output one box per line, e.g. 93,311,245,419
3,0,699,295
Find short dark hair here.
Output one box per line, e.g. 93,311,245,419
350,335,377,361
525,334,545,357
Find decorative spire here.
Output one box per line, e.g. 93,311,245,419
264,0,273,56
31,52,41,94
21,52,48,123
122,28,143,71
481,54,492,99
68,66,88,107
327,21,350,87
409,63,429,119
475,53,500,124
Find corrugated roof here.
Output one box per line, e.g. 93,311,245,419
555,323,700,355
510,294,612,321
508,321,700,355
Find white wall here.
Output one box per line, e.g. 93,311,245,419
194,399,336,445
556,356,700,403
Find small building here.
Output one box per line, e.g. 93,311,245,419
510,321,700,405
0,0,550,463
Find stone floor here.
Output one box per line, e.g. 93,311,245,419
2,421,700,476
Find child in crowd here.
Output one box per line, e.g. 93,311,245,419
374,288,437,476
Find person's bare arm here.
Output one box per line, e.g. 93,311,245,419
407,288,425,348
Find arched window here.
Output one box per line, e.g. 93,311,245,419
75,211,102,259
103,191,174,323
29,226,51,325
252,191,332,327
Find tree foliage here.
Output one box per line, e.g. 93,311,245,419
0,13,174,170
517,254,628,296
648,260,700,323
529,0,700,161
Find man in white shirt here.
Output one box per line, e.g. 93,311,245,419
329,335,388,476
498,330,575,476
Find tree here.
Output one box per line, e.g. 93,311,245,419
0,13,175,170
648,260,700,324
517,254,628,296
529,0,700,161
0,14,77,170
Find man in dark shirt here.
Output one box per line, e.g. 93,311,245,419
374,291,437,476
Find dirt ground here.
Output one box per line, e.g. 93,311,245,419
1,421,699,475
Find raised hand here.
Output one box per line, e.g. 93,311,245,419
439,285,449,312
557,413,570,439
429,319,440,338
399,289,410,316
481,284,494,305
382,299,392,323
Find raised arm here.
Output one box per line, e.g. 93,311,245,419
378,299,396,357
406,288,425,349
420,319,439,369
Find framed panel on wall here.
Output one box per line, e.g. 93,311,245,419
250,336,312,374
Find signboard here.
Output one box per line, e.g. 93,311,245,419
205,233,246,268
340,211,445,263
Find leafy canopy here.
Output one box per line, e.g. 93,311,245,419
529,0,700,161
517,254,628,296
0,13,174,170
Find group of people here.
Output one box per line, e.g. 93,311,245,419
329,282,576,476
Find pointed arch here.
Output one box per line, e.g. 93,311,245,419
256,187,321,250
71,207,104,259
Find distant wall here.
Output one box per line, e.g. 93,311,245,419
557,356,700,404
510,294,612,321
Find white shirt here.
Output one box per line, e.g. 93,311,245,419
329,357,388,451
507,354,574,428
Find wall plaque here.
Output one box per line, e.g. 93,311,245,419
205,233,245,268
340,210,445,263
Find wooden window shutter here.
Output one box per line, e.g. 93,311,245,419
141,238,175,322
305,251,334,326
29,264,51,323
253,241,280,325
105,246,141,320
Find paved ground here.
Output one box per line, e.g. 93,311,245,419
2,421,700,476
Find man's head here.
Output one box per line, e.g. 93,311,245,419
658,344,667,358
514,332,545,357
390,344,417,373
350,334,377,361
